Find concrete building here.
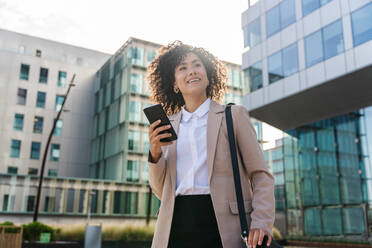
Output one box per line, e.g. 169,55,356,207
242,0,372,237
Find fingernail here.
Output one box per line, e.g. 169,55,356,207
258,241,262,245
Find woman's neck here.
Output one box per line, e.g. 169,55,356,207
183,95,208,113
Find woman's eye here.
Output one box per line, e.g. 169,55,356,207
179,66,186,71
195,63,201,67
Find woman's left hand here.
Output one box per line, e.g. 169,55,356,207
247,228,272,248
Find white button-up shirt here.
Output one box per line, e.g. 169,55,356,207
175,98,211,196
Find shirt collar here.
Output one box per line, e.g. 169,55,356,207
181,98,211,122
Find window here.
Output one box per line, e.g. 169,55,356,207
39,68,48,83
36,91,46,108
128,130,141,152
13,113,24,131
7,166,18,174
58,71,67,87
124,191,138,214
127,160,139,182
130,47,144,66
53,119,63,136
2,195,15,212
28,168,38,175
244,17,261,48
36,49,42,57
55,95,65,111
351,2,372,47
143,131,150,153
48,169,58,177
129,101,141,122
244,61,262,93
266,0,296,38
44,196,55,212
26,195,35,212
130,73,143,94
302,0,332,17
30,142,41,160
146,50,156,67
305,19,344,67
142,162,149,183
269,42,299,84
10,139,21,158
20,64,30,80
268,51,283,84
282,43,299,77
33,116,44,133
50,144,60,161
17,88,27,105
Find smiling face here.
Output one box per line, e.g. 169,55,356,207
174,52,209,100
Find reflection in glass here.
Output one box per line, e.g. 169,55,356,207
302,0,320,16
351,2,372,47
245,61,262,92
268,51,283,84
283,43,299,77
305,30,323,67
323,19,344,60
266,5,280,37
244,17,261,48
280,0,296,29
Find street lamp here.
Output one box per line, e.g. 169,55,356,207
33,74,76,222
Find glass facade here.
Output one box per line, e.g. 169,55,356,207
127,160,139,182
53,119,63,136
50,144,60,161
351,2,372,47
13,113,24,131
33,116,44,133
302,0,332,17
58,71,67,87
36,91,46,108
268,43,299,84
266,0,296,38
278,107,371,236
146,50,156,67
30,142,41,160
130,47,144,66
244,61,262,93
128,130,141,152
39,67,48,83
305,19,344,67
130,73,143,94
244,17,261,48
10,139,21,158
20,64,29,80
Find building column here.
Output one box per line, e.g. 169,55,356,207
73,183,81,213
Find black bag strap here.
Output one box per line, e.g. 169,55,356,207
225,104,249,243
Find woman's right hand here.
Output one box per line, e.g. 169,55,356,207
148,120,174,162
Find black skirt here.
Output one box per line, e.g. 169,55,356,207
167,194,223,248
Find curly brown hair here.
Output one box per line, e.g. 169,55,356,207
146,41,228,116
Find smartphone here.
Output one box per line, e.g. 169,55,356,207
143,104,177,142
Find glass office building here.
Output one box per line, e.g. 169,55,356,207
243,0,372,237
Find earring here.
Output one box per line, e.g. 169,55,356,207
174,86,180,93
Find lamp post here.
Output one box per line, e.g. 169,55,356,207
33,74,76,222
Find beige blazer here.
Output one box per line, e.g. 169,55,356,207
148,100,275,248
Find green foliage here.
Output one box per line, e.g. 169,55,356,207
0,221,20,233
272,227,282,240
22,222,57,241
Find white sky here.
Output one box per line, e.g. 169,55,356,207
0,0,248,64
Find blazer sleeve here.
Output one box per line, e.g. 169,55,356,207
148,150,167,200
232,105,275,236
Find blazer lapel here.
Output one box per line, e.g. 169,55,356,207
207,100,225,184
168,111,181,195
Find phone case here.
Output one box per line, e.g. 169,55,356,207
143,104,177,142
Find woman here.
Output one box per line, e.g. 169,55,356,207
146,41,275,248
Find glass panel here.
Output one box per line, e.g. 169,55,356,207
282,43,299,77
127,160,139,182
7,166,18,174
129,101,141,122
130,47,144,66
280,0,296,29
55,95,65,111
50,144,60,161
305,30,323,67
142,161,149,183
245,61,262,92
266,5,280,37
304,208,322,235
130,73,143,94
10,139,21,158
128,130,141,152
53,119,63,136
322,208,342,235
146,50,156,67
268,51,283,84
249,17,261,48
13,113,24,131
351,2,372,47
58,71,67,87
302,0,320,16
30,142,41,159
17,88,27,105
36,91,46,108
26,196,35,212
39,68,48,83
20,64,29,80
48,169,58,177
343,207,365,234
33,116,44,133
322,19,344,60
